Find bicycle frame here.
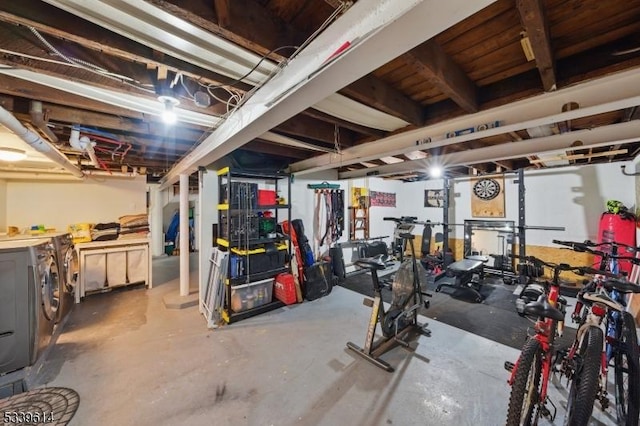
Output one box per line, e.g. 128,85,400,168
508,267,564,413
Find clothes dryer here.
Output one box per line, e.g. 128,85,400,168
52,233,76,323
0,239,57,375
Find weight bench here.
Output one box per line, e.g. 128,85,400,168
435,256,488,303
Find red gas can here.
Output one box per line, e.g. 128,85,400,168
274,273,297,305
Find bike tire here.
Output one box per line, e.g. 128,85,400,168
614,311,640,426
506,338,543,426
564,325,603,426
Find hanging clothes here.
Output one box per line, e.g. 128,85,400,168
313,189,344,259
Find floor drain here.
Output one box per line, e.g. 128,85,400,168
0,387,79,425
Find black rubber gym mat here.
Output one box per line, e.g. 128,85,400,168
339,272,576,350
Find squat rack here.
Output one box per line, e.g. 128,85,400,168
430,169,564,283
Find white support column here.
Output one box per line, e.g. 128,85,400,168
179,173,189,296
149,184,164,257
198,169,218,311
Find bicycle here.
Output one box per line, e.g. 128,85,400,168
553,239,640,426
504,254,616,426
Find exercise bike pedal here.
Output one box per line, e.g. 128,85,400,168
362,298,374,308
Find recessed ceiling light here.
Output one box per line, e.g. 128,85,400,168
0,147,27,162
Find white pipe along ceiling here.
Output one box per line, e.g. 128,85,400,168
0,106,84,178
290,68,640,176
159,0,496,188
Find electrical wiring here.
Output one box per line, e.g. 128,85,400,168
29,27,155,94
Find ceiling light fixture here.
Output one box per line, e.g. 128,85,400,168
0,147,27,162
158,95,180,125
429,166,442,178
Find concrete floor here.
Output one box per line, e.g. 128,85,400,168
35,254,619,426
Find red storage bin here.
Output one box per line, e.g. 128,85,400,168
258,190,277,206
274,273,297,305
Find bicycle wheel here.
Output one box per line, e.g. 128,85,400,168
564,325,603,426
506,338,543,426
614,311,640,426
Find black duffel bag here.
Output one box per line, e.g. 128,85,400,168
303,261,333,301
358,241,388,258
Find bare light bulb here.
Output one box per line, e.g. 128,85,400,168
430,166,442,178
161,101,177,124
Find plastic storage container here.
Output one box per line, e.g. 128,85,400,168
257,189,277,206
68,223,93,243
229,243,287,278
229,278,274,312
274,273,297,305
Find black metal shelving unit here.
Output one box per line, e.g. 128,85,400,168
216,167,291,324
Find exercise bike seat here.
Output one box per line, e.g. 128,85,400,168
523,297,565,321
355,255,388,271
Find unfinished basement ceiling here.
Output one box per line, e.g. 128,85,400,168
0,0,638,183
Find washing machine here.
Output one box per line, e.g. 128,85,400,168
52,233,77,323
0,238,58,375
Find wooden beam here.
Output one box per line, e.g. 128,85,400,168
148,0,304,61
529,149,628,164
0,1,250,90
244,140,309,159
341,74,424,126
275,115,354,146
402,40,478,113
302,108,386,138
517,0,556,91
214,0,231,28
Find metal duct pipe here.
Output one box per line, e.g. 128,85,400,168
0,106,84,178
0,172,79,181
83,169,139,178
29,101,59,143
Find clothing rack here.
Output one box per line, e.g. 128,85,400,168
307,182,341,190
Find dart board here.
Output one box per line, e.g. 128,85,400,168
473,178,501,200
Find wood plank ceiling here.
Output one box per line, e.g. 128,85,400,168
0,0,638,182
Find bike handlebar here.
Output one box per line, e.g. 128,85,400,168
552,240,640,264
383,216,418,223
510,253,620,277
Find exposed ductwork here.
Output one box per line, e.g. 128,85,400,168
0,105,84,178
29,101,59,143
69,127,99,168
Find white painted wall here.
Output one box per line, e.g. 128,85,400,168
0,179,6,232
6,176,147,232
291,173,404,248
399,162,635,246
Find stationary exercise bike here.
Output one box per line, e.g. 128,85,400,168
346,232,432,372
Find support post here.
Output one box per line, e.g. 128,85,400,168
149,184,164,257
179,173,190,297
443,177,450,265
517,168,527,284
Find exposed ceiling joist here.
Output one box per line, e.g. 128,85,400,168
275,115,352,146
403,40,478,113
289,68,640,175
340,74,424,126
148,0,304,61
0,1,247,89
529,149,628,164
517,0,556,91
161,0,496,187
338,120,640,179
302,108,386,138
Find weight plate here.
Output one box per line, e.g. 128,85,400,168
473,178,501,200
